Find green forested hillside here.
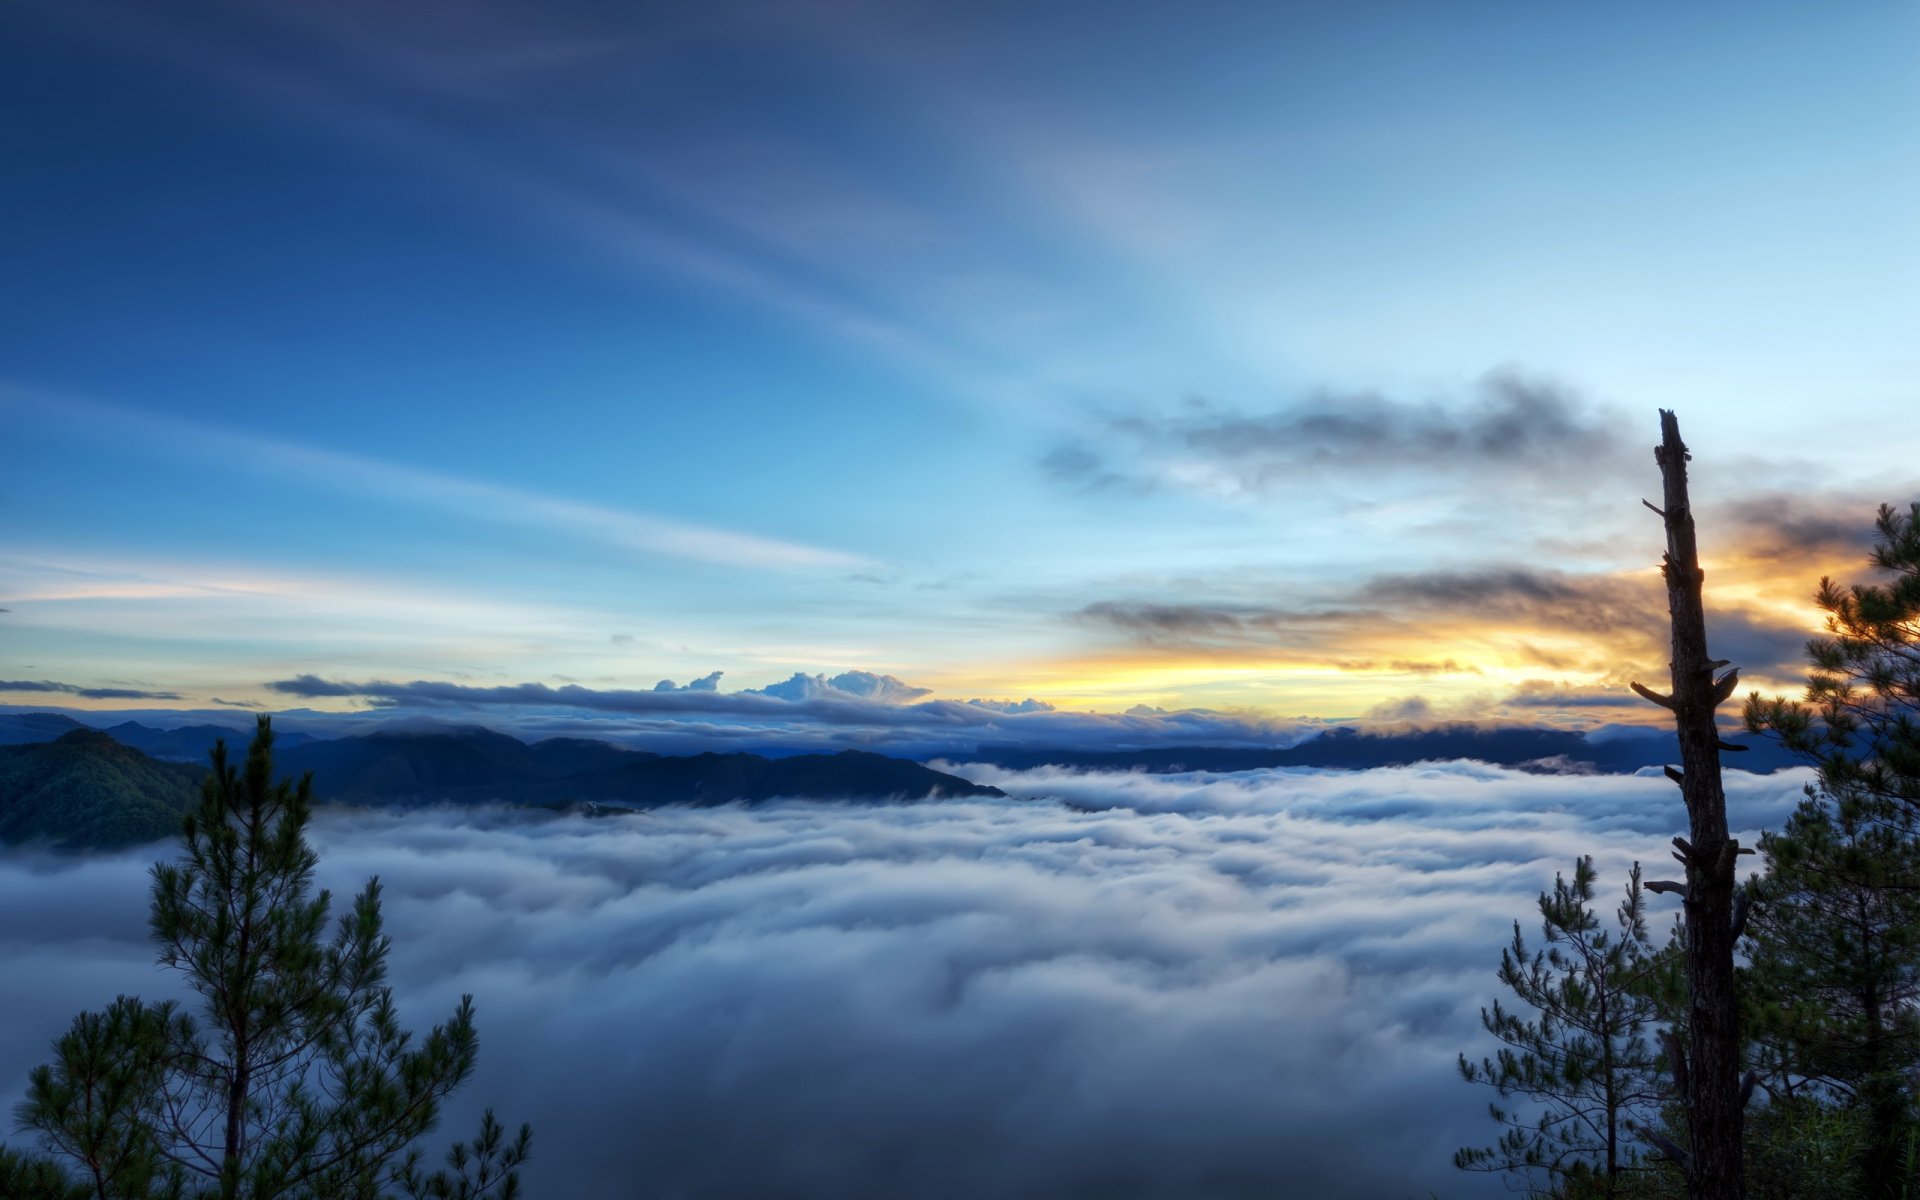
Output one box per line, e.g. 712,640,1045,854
0,729,197,849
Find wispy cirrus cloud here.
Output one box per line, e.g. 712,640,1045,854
3,387,874,572
28,0,1038,416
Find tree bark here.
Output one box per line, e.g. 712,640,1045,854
1639,410,1744,1200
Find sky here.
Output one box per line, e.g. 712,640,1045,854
4,0,1919,741
0,762,1822,1197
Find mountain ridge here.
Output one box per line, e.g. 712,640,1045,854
0,729,201,848
0,721,1004,849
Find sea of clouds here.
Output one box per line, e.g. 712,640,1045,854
0,763,1814,1199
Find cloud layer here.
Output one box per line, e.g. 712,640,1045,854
0,679,183,701
0,762,1810,1198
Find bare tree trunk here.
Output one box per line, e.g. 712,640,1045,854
1635,410,1745,1200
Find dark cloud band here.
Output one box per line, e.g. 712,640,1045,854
1047,372,1628,496
0,680,183,701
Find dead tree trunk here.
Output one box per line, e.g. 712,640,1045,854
1633,410,1745,1200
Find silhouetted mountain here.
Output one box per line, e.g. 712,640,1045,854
277,726,554,800
3,714,1795,850
969,724,1803,775
100,721,316,762
0,729,197,849
274,728,997,807
528,736,652,778
0,712,86,745
540,750,998,807
0,724,1001,847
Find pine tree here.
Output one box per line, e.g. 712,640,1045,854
7,716,530,1199
1742,784,1920,1195
1457,857,1672,1198
1741,501,1920,1197
1746,501,1920,813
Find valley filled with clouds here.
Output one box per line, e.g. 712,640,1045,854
0,762,1812,1198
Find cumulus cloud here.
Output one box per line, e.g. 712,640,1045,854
747,670,933,704
1366,695,1437,722
0,763,1810,1199
964,698,1056,714
0,679,184,701
653,671,724,692
1047,372,1630,499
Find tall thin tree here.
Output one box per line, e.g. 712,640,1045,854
1630,410,1747,1199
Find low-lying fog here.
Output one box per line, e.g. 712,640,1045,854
0,762,1810,1198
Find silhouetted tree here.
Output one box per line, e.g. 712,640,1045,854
6,717,530,1199
1741,784,1920,1195
1458,857,1672,1198
1747,502,1920,814
1629,411,1748,1199
1743,500,1920,1196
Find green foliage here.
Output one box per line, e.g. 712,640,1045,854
1459,503,1920,1198
1456,857,1672,1197
20,994,192,1199
0,1144,92,1200
1744,785,1920,1098
1743,1094,1870,1200
0,731,197,849
394,1111,531,1200
1746,501,1920,813
1741,502,1920,1197
5,716,530,1199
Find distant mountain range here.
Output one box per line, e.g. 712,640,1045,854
0,717,1002,850
268,726,1001,808
0,713,316,760
968,723,1805,775
0,712,1809,851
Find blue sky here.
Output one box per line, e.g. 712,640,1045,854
4,0,1917,740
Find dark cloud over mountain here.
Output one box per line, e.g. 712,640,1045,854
0,764,1811,1198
